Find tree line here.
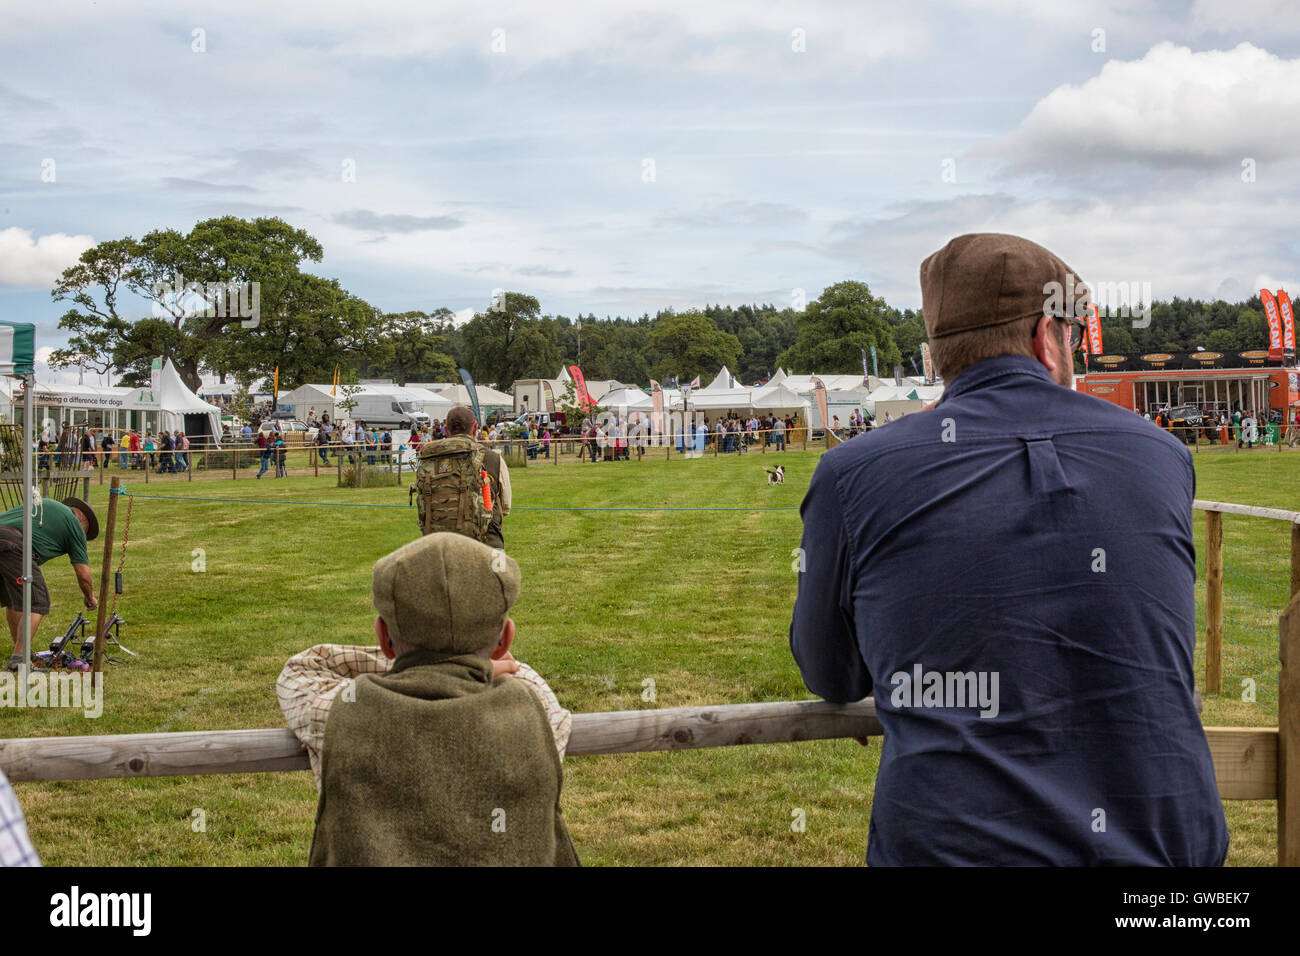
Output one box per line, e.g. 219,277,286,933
49,216,1283,392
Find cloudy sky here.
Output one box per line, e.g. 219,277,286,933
2,0,1300,381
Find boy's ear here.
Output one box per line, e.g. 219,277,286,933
376,615,397,660
490,618,516,660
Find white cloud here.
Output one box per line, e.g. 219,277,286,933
981,42,1300,168
821,180,1300,308
0,228,94,288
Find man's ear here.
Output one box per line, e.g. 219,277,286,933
490,618,515,660
1032,315,1062,376
376,615,397,660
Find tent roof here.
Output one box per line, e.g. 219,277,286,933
766,368,788,386
783,373,870,392
157,359,222,414
752,384,812,409
704,366,737,390
417,383,514,406
597,386,652,408
680,386,754,410
394,385,455,408
0,322,35,377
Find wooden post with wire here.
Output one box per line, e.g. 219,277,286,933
1206,509,1224,694
91,477,121,674
1280,591,1300,866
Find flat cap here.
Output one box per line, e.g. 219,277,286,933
372,532,520,653
920,233,1089,339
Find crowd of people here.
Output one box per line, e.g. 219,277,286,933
35,424,193,474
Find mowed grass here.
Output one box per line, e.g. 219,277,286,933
2,441,1296,866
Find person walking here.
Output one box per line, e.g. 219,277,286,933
256,430,270,478
276,436,288,477
99,429,114,470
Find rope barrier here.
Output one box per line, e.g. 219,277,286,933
108,488,798,512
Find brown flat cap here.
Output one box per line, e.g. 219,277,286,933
920,233,1090,339
372,533,520,653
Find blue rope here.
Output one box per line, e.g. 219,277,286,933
111,489,797,512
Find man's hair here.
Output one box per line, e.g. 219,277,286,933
446,405,476,435
928,314,1062,382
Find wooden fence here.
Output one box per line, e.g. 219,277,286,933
2,600,1296,864
1195,499,1300,694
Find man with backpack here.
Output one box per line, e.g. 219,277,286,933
412,405,511,551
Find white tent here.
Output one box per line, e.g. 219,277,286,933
704,365,739,390
867,382,944,420
673,387,753,411
279,383,342,421
415,382,514,409
25,358,223,445
751,384,812,415
595,385,651,409
155,359,224,442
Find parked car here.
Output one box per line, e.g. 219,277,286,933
257,419,318,444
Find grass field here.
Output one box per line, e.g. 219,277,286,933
2,441,1296,866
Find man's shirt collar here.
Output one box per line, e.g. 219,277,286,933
939,354,1057,403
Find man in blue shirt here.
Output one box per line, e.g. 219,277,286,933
790,233,1228,865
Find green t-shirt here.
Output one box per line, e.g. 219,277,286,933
0,500,89,566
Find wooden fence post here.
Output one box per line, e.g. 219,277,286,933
1279,593,1300,866
91,478,121,674
1291,521,1300,599
232,446,237,481
1206,510,1224,694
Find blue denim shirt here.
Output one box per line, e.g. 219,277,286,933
790,354,1229,866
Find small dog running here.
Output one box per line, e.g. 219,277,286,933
764,465,785,485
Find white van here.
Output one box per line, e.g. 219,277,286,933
348,393,431,428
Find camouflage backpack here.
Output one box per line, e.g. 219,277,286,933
411,435,493,541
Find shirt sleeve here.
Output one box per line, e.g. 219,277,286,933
276,644,393,787
498,459,512,515
66,520,88,567
788,456,873,704
510,661,572,759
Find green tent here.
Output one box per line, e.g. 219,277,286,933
0,321,35,376
0,321,37,672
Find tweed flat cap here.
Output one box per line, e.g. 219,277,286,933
372,532,520,653
920,233,1089,339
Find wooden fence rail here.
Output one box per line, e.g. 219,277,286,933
1,690,1296,864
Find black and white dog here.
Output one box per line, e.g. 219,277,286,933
764,465,785,485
